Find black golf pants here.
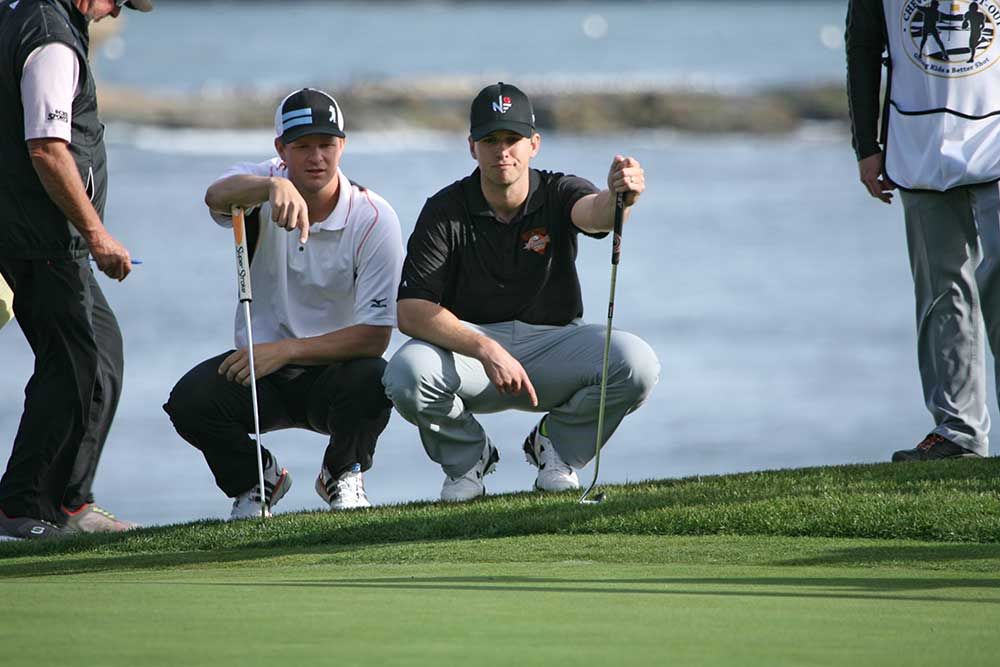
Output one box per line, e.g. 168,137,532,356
0,257,123,523
163,352,391,497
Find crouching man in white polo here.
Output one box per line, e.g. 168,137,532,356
164,88,403,518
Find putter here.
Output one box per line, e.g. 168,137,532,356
232,206,268,520
579,191,625,505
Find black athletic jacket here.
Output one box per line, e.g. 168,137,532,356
0,0,106,259
845,0,888,162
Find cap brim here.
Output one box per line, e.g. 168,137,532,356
280,126,346,144
125,0,154,11
470,121,534,142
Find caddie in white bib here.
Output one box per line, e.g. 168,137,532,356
884,0,1000,189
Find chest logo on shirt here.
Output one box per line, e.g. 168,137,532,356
521,228,551,255
901,0,999,77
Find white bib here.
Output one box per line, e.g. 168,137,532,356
883,0,1000,190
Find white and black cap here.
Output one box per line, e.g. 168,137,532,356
470,82,535,141
274,88,345,144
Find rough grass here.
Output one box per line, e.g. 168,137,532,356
2,458,998,568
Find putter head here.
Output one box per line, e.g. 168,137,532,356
579,492,606,505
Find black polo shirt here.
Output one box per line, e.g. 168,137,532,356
398,168,601,325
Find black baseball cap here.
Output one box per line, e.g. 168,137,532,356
123,1,154,11
469,82,535,141
274,88,346,144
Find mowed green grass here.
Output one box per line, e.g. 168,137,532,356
2,460,1000,666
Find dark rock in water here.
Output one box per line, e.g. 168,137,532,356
97,80,849,135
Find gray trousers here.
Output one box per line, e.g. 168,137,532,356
902,182,1000,456
383,320,660,477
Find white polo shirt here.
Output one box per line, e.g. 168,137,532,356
210,159,403,349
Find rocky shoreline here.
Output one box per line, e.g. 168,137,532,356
97,80,850,135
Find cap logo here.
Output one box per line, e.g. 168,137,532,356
329,105,338,123
492,95,513,114
281,108,313,130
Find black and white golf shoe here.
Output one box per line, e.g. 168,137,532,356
523,418,580,492
315,463,372,510
440,441,499,502
230,453,292,520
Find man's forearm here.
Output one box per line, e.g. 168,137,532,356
286,324,392,365
572,191,630,234
28,138,105,242
205,174,274,213
397,298,494,359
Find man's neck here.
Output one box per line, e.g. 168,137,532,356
301,174,341,223
480,171,530,223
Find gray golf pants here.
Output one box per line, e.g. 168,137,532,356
383,320,660,477
902,182,1000,456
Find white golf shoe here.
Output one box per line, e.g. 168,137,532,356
315,463,372,510
230,453,292,520
440,442,500,502
523,418,580,491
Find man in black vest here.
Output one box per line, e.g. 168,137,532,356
0,0,152,540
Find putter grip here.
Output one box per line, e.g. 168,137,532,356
232,206,252,303
612,192,624,266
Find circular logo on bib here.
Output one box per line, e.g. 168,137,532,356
902,0,1000,77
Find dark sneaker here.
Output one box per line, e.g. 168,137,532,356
891,433,982,462
0,509,72,541
62,504,138,533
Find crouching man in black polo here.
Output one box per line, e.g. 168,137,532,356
383,83,660,501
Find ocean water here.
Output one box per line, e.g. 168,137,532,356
5,123,991,526
96,1,851,93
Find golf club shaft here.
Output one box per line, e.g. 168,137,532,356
232,206,268,519
579,191,625,504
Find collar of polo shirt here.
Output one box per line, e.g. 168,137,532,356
300,168,352,231
464,168,545,220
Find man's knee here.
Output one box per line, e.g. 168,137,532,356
383,341,452,421
612,332,660,407
163,361,220,431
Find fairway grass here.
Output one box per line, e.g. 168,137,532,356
2,460,999,665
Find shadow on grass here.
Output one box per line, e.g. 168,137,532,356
167,576,1000,605
4,539,1000,588
776,543,1000,568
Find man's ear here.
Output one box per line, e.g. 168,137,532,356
274,138,286,162
468,136,477,161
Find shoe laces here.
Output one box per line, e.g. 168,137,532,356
917,434,948,451
89,505,118,520
338,472,365,501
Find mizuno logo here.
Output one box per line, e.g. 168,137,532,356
370,298,388,309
